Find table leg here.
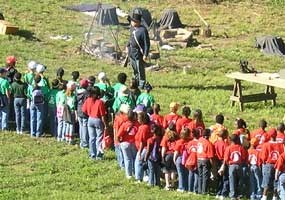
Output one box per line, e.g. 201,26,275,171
231,80,238,106
236,80,243,111
270,86,276,106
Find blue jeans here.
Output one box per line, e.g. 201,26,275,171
197,159,211,194
148,160,161,186
14,98,26,132
262,163,275,190
30,103,44,137
115,144,124,169
135,148,147,181
188,169,198,193
78,117,88,148
88,117,104,159
216,160,229,197
175,156,189,191
279,173,285,200
120,142,137,177
0,96,9,130
229,164,242,198
57,117,65,141
48,106,57,137
250,165,262,199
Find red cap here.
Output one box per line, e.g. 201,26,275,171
268,128,277,139
6,56,17,65
80,79,89,88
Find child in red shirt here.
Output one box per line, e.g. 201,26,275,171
276,123,285,144
233,118,250,149
197,129,214,194
274,152,285,200
248,138,262,200
144,124,163,186
260,128,284,200
150,103,164,128
173,128,191,192
251,119,268,145
117,110,139,179
176,106,192,135
214,129,229,199
163,102,180,131
187,109,205,137
224,134,248,199
160,127,178,190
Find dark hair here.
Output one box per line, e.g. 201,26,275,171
146,107,153,115
89,86,101,99
58,83,66,91
153,103,160,113
151,124,163,137
88,76,96,85
72,71,80,81
193,109,203,122
117,73,127,84
182,106,191,117
277,123,285,132
219,129,228,139
127,110,135,121
216,114,224,124
130,78,139,89
56,67,64,78
231,134,241,145
34,75,41,84
138,112,150,124
168,121,176,131
259,119,267,129
202,128,211,139
192,128,200,139
180,128,190,139
52,79,59,88
236,118,247,129
14,72,21,81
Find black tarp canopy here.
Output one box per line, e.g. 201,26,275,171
256,36,285,57
158,9,183,29
129,7,152,29
96,4,119,26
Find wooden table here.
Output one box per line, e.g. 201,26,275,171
226,72,285,111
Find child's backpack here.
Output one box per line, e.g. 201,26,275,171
32,88,44,105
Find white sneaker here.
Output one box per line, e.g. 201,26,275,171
219,196,224,200
272,197,277,200
126,175,132,179
261,196,267,200
215,195,220,199
176,189,184,193
143,175,149,182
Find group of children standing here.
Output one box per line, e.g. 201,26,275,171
2,55,285,200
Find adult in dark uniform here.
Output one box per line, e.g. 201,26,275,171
127,13,150,89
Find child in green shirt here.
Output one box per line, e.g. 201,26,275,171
48,79,59,137
136,82,155,109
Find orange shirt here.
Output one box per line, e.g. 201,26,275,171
174,138,190,155
150,114,164,128
275,152,285,172
163,113,180,129
197,137,214,159
260,141,284,164
248,148,261,166
176,117,192,135
135,124,152,150
224,144,248,165
209,123,226,144
160,135,177,154
117,120,139,144
214,139,228,160
276,131,285,144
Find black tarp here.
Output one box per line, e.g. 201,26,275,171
256,36,285,56
158,9,183,29
96,5,119,26
129,7,152,29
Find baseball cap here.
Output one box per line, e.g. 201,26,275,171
28,61,37,70
80,79,89,88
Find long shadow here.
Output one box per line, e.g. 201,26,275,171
157,84,234,91
16,29,41,41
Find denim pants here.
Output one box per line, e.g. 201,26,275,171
0,96,9,130
30,103,44,137
78,117,88,148
188,169,199,193
130,57,146,89
135,148,147,181
197,159,211,194
229,164,242,198
88,117,104,159
249,164,262,199
14,98,26,132
216,160,229,197
279,173,285,200
120,142,137,177
175,156,189,191
48,106,57,137
262,163,275,190
148,159,161,186
115,143,124,169
57,117,65,141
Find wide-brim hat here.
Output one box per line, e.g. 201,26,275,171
130,13,142,22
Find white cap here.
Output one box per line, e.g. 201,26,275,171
36,64,46,73
67,81,76,90
119,104,130,114
98,72,106,81
28,60,37,70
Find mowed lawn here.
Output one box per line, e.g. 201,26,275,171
1,0,285,199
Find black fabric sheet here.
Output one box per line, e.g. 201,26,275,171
158,9,183,29
256,36,285,56
96,5,119,26
130,7,152,29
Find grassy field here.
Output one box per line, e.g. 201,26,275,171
1,0,285,199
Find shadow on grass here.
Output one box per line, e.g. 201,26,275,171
157,84,233,91
16,29,41,41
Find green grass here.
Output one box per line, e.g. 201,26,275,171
1,0,285,199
